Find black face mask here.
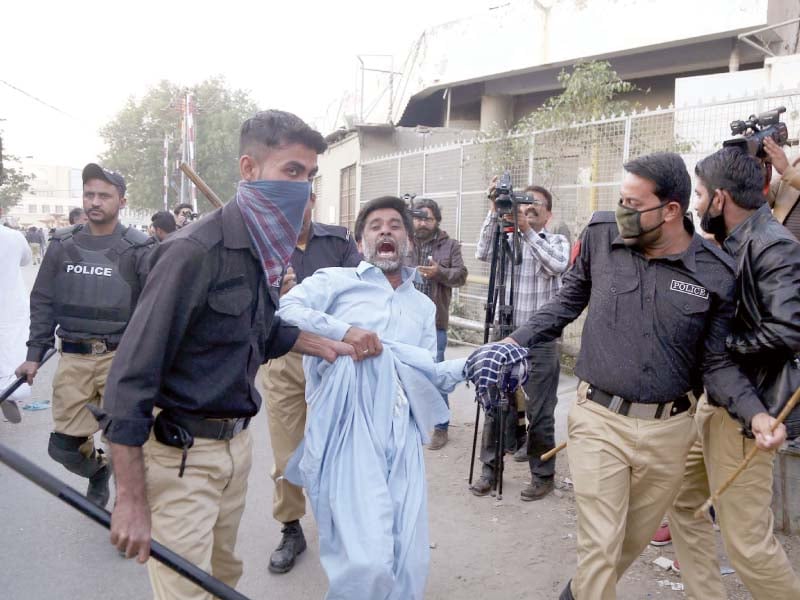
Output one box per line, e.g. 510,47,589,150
699,197,727,244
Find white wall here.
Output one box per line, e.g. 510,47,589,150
315,135,361,225
394,0,770,120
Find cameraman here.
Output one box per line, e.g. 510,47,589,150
173,202,196,229
410,198,468,450
471,177,569,501
764,136,800,241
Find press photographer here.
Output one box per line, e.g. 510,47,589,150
764,134,800,241
470,173,569,501
173,203,198,228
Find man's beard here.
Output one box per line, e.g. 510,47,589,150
414,225,437,241
87,208,117,225
363,235,410,272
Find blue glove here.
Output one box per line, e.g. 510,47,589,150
464,342,529,408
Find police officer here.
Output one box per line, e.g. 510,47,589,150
261,190,361,574
98,110,356,599
15,164,152,507
467,152,765,600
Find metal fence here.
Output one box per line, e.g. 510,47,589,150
359,89,800,353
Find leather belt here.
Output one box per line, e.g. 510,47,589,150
586,385,691,420
61,340,118,354
169,413,250,441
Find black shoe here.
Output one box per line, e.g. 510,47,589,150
87,464,111,508
269,520,307,574
520,477,554,502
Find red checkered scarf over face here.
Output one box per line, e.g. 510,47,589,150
235,179,311,287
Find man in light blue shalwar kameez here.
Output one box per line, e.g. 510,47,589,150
278,196,466,600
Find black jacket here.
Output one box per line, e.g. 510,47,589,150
724,204,800,436
100,201,299,446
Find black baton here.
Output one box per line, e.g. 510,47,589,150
0,443,252,600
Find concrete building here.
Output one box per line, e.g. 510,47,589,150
393,0,800,131
5,164,82,229
4,162,150,232
315,0,800,226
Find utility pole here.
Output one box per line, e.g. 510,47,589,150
356,55,402,124
162,133,170,211
178,91,197,211
187,92,197,213
179,94,186,206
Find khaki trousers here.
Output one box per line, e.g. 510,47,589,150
669,397,800,600
145,428,253,600
52,350,114,458
259,352,307,524
567,382,696,599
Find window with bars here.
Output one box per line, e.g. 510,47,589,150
339,164,356,229
28,204,37,213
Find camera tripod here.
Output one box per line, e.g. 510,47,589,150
468,206,524,500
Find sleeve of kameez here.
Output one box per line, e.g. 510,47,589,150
278,269,353,341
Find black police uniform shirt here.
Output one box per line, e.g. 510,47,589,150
100,200,300,447
511,212,764,422
26,223,152,362
291,222,361,282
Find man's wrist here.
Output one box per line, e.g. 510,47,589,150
25,346,48,362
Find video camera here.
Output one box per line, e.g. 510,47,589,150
491,171,533,214
723,106,788,158
178,208,199,223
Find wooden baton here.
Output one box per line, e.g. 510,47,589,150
693,385,800,519
179,162,224,209
540,441,567,462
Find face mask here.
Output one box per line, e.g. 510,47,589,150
699,196,727,244
615,201,667,239
236,179,312,286
238,179,311,237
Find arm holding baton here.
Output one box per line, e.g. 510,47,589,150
694,385,800,519
2,348,57,424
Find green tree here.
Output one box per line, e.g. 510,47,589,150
521,59,639,129
481,60,640,183
100,77,258,212
0,151,35,214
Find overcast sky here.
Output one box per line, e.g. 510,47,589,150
1,0,496,168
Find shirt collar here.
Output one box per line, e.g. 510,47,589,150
356,260,417,288
221,200,253,250
723,204,772,257
308,221,325,241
